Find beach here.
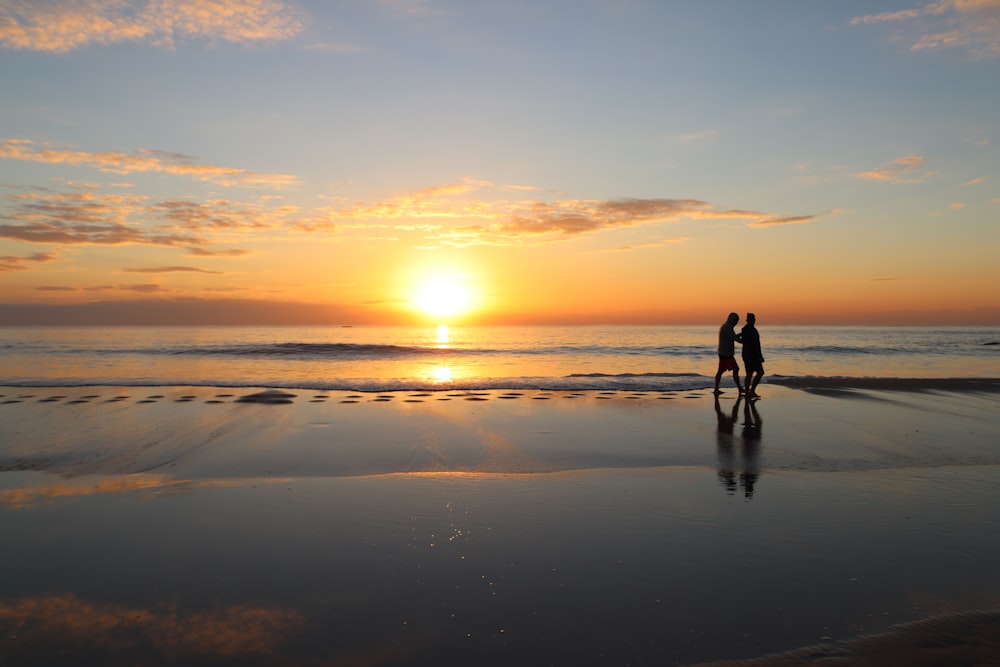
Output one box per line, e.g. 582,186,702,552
2,379,1000,665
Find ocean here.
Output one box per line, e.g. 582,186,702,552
2,324,997,391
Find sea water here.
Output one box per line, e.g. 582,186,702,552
1,324,997,391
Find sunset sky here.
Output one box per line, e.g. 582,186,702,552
1,0,998,325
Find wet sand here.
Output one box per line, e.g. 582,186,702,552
1,382,999,665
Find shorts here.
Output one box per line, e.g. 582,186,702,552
743,358,764,374
717,355,739,372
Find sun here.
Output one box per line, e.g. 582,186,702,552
411,274,474,320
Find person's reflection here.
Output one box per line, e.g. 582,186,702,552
714,394,740,496
739,399,762,499
714,395,763,499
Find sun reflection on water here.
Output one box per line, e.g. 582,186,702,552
431,366,453,384
436,324,450,345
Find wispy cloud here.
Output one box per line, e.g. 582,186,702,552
675,129,720,142
41,283,170,293
852,0,1000,58
0,251,59,272
0,139,298,187
748,213,829,228
0,189,202,246
0,178,311,259
119,283,165,292
153,198,298,229
0,0,305,53
855,155,934,184
480,198,820,242
186,247,253,257
375,0,451,20
1,175,822,263
595,237,690,253
960,176,987,186
121,265,223,274
316,182,823,246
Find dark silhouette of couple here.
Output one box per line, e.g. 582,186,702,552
713,312,765,398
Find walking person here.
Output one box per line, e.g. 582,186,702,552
713,312,742,394
741,313,765,398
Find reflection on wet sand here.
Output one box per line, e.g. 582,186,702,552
0,475,277,509
715,396,763,499
0,594,302,664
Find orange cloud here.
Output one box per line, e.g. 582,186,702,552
855,155,933,184
320,183,822,246
153,199,290,229
596,237,690,253
436,198,821,246
0,187,297,249
960,176,987,186
329,180,501,222
121,265,223,274
0,139,297,187
852,0,1000,58
749,214,824,228
0,251,58,272
0,0,305,53
186,247,253,257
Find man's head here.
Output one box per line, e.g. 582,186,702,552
747,313,756,324
727,312,739,325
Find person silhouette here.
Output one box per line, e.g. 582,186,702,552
740,313,765,399
713,312,743,394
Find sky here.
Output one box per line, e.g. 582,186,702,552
1,0,998,326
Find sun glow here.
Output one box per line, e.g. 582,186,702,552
412,274,475,321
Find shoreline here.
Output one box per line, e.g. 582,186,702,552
3,382,1000,479
2,374,998,395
